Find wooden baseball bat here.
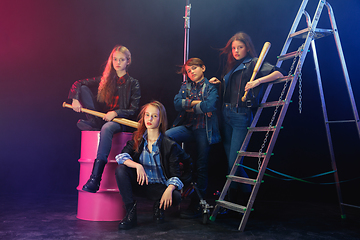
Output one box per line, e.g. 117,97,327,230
62,102,139,129
241,41,271,102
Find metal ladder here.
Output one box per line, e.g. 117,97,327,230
210,0,360,231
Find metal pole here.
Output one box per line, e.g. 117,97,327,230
183,0,191,82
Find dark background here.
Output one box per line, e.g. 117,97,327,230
1,0,359,206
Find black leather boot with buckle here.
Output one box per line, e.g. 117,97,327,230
118,201,137,230
82,159,106,193
153,201,165,224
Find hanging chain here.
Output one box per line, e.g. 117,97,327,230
257,44,304,171
295,42,305,114
298,69,303,114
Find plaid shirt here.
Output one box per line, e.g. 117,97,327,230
183,78,206,130
116,133,183,190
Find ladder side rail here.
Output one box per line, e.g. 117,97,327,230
305,10,346,217
211,96,269,221
218,138,255,201
295,0,325,73
250,105,264,129
241,1,324,230
258,71,303,171
254,81,282,128
239,31,312,231
239,96,295,232
228,132,255,185
211,130,255,220
211,97,268,221
325,2,360,138
239,76,301,231
217,177,232,201
237,82,274,153
238,176,262,231
238,112,288,232
254,82,276,124
211,180,232,220
276,0,310,67
239,131,280,231
212,83,279,224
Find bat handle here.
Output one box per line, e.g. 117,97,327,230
241,94,248,102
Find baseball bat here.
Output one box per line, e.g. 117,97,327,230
62,102,139,129
241,41,271,102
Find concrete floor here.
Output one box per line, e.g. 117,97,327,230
0,194,359,240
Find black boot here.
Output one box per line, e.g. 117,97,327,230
77,114,102,131
77,118,101,131
119,201,137,230
180,193,201,219
82,159,106,193
153,201,165,224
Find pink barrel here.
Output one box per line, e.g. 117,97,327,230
77,131,132,221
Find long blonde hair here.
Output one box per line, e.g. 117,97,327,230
133,101,168,152
97,45,132,104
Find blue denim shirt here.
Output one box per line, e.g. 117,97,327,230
172,77,221,145
115,132,184,190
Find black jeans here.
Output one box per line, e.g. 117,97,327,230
115,164,182,206
79,85,124,162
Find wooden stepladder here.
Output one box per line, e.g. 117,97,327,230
210,0,360,231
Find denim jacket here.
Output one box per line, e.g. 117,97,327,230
172,77,221,145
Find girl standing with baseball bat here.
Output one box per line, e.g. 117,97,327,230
68,45,141,193
209,32,284,205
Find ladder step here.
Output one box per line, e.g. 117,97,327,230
227,175,257,185
326,120,358,124
277,51,298,61
279,28,334,62
215,200,246,213
260,100,286,108
237,151,266,158
290,27,333,40
248,126,277,132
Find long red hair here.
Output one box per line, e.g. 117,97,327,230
221,32,256,76
133,101,168,152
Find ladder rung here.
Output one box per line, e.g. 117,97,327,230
248,126,277,132
260,100,286,108
278,51,298,61
237,151,266,158
289,27,311,38
215,200,246,213
290,27,333,40
227,175,257,185
326,120,358,124
341,203,360,209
